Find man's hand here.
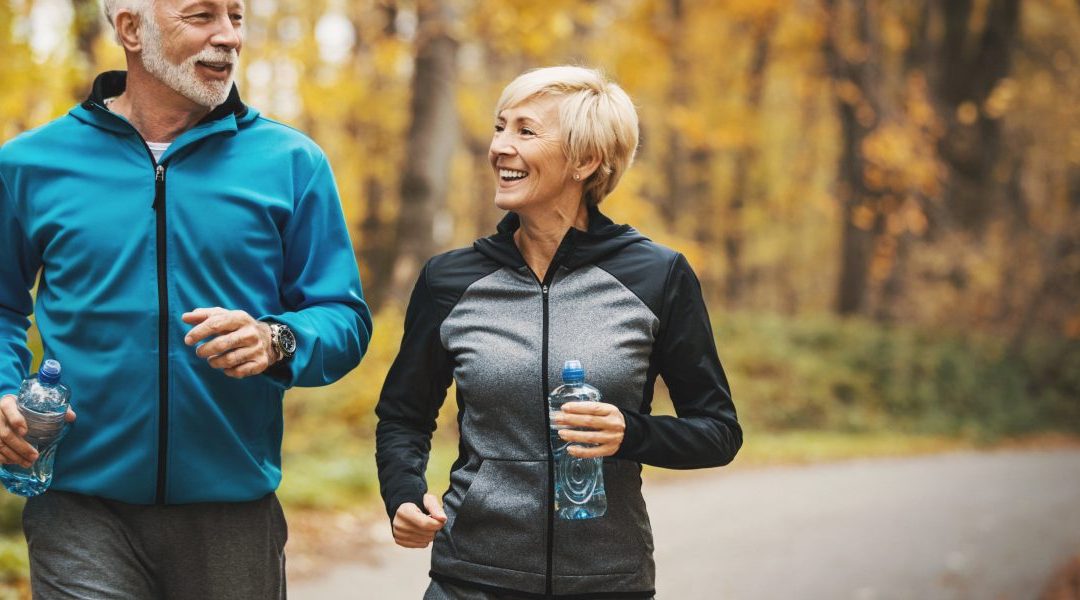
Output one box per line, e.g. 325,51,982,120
392,493,447,549
182,307,277,379
0,394,75,467
554,402,626,458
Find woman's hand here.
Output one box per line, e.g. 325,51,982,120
554,402,626,458
392,493,447,548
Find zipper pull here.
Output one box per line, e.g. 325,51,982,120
542,285,549,295
152,165,165,210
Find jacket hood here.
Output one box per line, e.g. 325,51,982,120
474,205,649,273
69,71,256,134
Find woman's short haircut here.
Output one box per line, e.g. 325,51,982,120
495,66,639,206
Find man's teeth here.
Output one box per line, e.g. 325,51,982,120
500,169,527,180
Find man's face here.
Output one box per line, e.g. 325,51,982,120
139,0,245,108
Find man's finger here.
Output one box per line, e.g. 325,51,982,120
208,345,257,369
0,425,38,464
181,307,225,325
0,444,31,467
224,361,265,379
0,396,27,437
184,312,241,346
196,332,245,359
0,446,25,466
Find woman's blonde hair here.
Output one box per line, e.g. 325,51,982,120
495,66,639,206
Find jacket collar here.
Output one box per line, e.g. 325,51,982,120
80,70,247,124
474,204,647,274
69,71,255,162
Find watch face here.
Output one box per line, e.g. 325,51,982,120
279,325,297,356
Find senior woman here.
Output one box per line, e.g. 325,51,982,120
375,65,742,599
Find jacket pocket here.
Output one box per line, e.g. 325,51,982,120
552,459,655,577
445,459,548,574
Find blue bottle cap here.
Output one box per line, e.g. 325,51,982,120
562,360,585,383
38,359,61,385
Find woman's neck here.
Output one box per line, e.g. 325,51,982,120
514,202,589,282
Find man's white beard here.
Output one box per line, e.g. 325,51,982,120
139,14,237,108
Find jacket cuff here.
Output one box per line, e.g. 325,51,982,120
257,314,304,389
386,491,427,521
614,407,646,461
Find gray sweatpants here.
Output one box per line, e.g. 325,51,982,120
22,490,287,600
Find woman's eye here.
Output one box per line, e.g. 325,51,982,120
520,127,535,136
231,14,244,23
494,124,504,132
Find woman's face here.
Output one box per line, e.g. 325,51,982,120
489,94,577,214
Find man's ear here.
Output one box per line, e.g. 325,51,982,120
114,10,144,53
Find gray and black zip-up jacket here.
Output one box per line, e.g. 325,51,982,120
376,208,741,599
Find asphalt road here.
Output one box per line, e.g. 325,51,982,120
291,449,1080,599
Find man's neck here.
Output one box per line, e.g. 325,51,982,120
109,68,215,143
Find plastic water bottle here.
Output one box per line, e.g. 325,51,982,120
0,360,72,497
548,360,606,519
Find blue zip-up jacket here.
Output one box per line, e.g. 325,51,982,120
0,72,372,504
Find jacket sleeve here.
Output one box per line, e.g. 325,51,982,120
614,253,742,469
375,262,455,520
0,170,37,398
260,155,372,389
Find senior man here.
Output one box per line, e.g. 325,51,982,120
0,0,371,597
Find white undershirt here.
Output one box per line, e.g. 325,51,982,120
146,141,171,163
103,96,172,163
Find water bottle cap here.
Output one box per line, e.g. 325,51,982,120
561,360,585,383
38,359,61,385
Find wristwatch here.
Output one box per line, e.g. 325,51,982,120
269,323,296,362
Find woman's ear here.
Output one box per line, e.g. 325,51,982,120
574,155,602,182
115,10,144,53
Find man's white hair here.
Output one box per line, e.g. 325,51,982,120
102,0,153,43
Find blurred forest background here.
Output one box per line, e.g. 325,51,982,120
2,0,1080,593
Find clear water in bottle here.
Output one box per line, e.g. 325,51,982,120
0,359,72,497
548,360,607,519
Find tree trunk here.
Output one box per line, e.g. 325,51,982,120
930,0,1021,228
660,0,689,227
824,0,884,316
724,20,775,307
388,0,459,303
70,0,101,91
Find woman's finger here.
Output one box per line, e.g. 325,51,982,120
554,413,618,431
559,401,616,416
568,443,619,458
559,428,621,444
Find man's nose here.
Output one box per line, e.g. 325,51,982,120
210,16,242,50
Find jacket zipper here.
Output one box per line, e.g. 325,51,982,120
95,101,173,504
152,163,170,504
540,279,554,598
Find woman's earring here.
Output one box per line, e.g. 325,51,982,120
573,173,581,181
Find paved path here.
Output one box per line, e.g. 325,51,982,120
291,449,1080,599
